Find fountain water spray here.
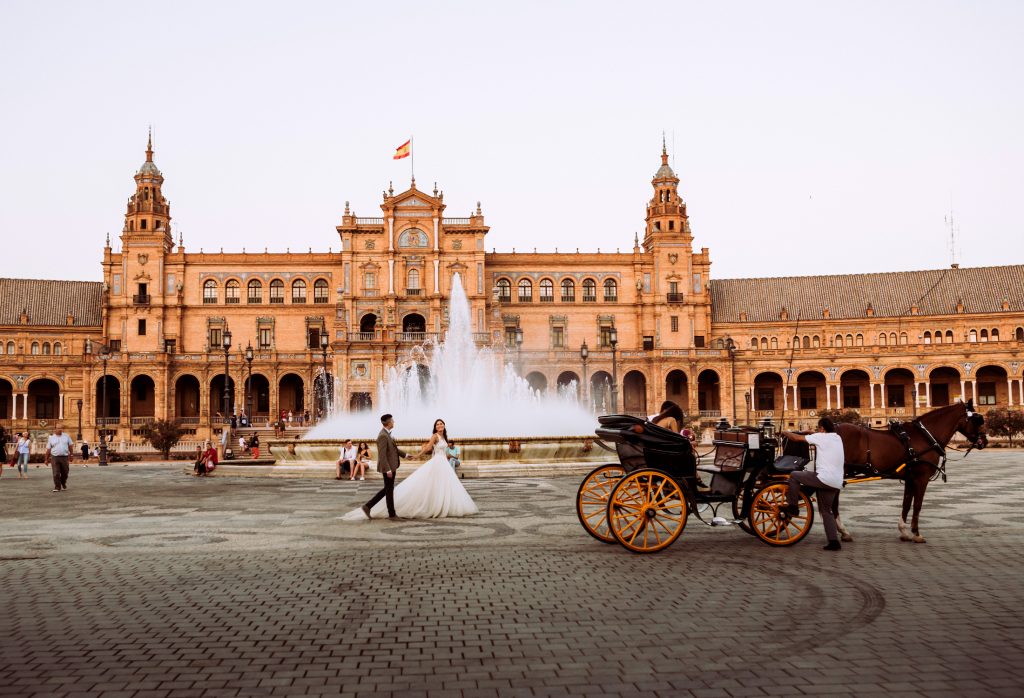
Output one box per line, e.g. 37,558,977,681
306,273,596,439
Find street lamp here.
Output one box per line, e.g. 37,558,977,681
87,341,112,467
244,342,254,425
76,399,83,440
725,337,737,425
744,391,751,427
580,340,589,409
319,331,331,420
222,327,232,426
515,327,524,373
609,326,619,413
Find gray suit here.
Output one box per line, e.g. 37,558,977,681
365,426,409,517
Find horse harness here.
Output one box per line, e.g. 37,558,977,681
887,419,949,483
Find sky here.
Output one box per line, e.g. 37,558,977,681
1,1,1021,282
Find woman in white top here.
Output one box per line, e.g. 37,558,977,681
16,432,32,479
340,418,478,520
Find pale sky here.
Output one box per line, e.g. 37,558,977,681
1,1,1021,282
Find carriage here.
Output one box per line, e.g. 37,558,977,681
575,415,817,553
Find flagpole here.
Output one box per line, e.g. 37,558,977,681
410,135,415,184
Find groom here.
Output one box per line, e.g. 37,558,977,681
361,413,409,520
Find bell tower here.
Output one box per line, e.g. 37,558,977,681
122,129,172,251
642,137,692,251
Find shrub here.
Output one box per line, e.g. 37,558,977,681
818,408,864,426
984,408,1024,446
141,419,184,459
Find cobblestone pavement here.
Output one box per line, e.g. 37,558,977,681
1,451,1022,697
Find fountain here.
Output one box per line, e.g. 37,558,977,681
269,274,607,476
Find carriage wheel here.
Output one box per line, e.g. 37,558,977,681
749,482,814,546
575,464,626,543
606,470,687,554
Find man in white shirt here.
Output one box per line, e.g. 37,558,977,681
45,424,75,493
336,439,357,480
780,417,845,551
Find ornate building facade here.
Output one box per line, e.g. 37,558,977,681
2,137,1023,442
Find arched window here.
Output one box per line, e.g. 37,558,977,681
539,278,554,302
203,279,218,304
813,335,820,348
835,334,844,348
517,278,533,302
292,279,307,303
750,337,758,349
923,331,932,344
846,334,853,347
770,337,778,350
603,279,618,302
42,342,51,355
53,342,62,355
582,278,597,302
496,278,512,302
1017,327,1024,341
802,336,810,349
247,279,263,303
313,278,329,304
980,329,989,342
407,269,420,291
5,341,13,354
855,334,863,346
879,333,888,346
31,342,39,355
900,332,908,345
889,332,897,345
945,330,954,343
934,330,943,344
269,279,284,303
969,329,977,342
992,328,1000,341
760,337,768,350
560,279,575,302
225,279,240,304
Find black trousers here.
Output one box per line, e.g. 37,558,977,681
365,472,396,517
51,456,69,489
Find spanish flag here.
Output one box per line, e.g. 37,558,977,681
393,139,411,160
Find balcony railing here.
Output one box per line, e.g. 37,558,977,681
130,416,155,426
176,417,201,425
497,294,511,304
247,297,262,304
517,296,533,303
132,294,151,305
356,217,384,225
667,293,685,303
699,410,722,418
353,332,377,341
406,288,423,296
270,296,284,304
473,333,491,343
96,417,120,426
291,296,306,304
604,295,618,303
561,295,575,303
363,289,379,297
539,295,554,303
443,217,471,225
313,296,329,304
203,297,217,304
225,296,240,304
397,332,437,342
582,295,597,303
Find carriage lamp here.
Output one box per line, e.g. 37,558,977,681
760,416,775,438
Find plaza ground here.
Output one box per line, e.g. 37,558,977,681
1,451,1023,697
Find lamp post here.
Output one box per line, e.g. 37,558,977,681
319,332,331,420
580,340,589,410
222,328,232,426
726,337,737,425
244,342,254,425
609,327,619,413
744,390,751,427
76,399,83,440
515,327,524,373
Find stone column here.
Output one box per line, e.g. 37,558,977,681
58,393,64,420
960,380,966,402
869,383,876,409
10,393,16,419
970,379,977,402
880,384,887,409
22,394,28,420
826,384,832,410
1008,379,1014,407
782,384,788,412
925,381,931,408
388,258,395,295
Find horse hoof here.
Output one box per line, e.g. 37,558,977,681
913,535,926,544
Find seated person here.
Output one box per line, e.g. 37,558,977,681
336,439,357,480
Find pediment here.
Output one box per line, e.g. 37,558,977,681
396,196,433,207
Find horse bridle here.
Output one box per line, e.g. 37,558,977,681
958,408,988,452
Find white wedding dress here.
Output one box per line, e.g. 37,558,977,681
340,437,478,520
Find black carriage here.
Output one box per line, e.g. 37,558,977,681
575,415,816,553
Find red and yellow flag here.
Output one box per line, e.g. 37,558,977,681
393,139,411,160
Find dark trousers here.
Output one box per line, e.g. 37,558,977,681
51,456,70,489
787,470,839,541
366,472,396,517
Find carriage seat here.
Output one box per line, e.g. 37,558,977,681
772,455,809,474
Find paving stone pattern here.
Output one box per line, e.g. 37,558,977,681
1,451,1023,696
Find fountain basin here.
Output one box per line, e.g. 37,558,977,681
267,435,609,478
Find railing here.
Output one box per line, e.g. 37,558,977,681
397,332,437,342
699,410,722,418
517,296,533,303
247,296,262,304
225,296,240,304
561,295,575,303
130,416,155,426
667,293,685,303
473,333,491,343
203,297,217,304
356,217,384,225
132,294,151,305
406,288,422,296
291,296,306,304
539,295,554,303
443,217,471,225
604,295,618,303
176,417,201,425
583,295,597,303
270,296,284,304
497,295,511,303
353,332,377,341
96,417,120,426
363,290,379,297
313,296,329,304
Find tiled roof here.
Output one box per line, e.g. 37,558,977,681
709,265,1024,323
0,278,103,327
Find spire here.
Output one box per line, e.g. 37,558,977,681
661,131,668,166
146,126,153,163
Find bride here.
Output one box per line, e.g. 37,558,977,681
341,418,478,520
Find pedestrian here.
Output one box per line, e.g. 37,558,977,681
45,424,75,492
80,439,90,463
238,433,247,455
303,410,310,426
336,438,357,480
16,431,31,479
250,433,260,459
287,410,293,427
0,426,7,477
780,417,845,551
353,441,370,480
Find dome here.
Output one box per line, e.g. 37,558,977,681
655,162,676,179
137,160,161,176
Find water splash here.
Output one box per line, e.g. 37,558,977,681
305,274,596,439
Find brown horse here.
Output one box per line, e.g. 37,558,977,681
834,400,987,543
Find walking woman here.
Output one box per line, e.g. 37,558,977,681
16,431,31,479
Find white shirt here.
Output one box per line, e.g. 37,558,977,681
806,432,845,489
339,445,357,461
47,433,74,457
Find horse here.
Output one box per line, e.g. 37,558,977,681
833,399,987,543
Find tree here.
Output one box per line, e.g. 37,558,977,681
984,408,1024,446
143,419,184,459
818,408,863,426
